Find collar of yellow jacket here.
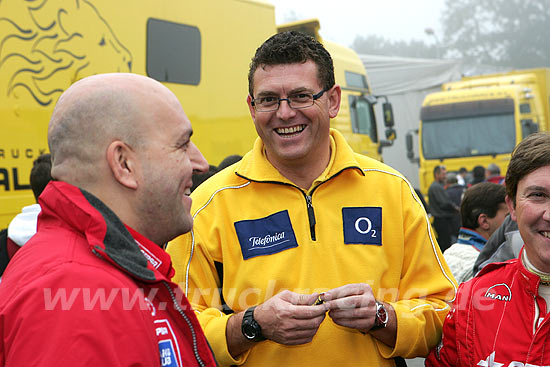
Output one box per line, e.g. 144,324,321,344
236,128,364,189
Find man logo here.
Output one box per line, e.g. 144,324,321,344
0,0,133,107
342,207,382,245
234,211,298,260
484,283,512,302
354,217,373,235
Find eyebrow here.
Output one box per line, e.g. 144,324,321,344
176,128,193,144
524,185,549,192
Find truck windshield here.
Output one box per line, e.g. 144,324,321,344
421,99,516,159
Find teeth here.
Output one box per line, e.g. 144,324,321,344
276,125,305,135
543,232,550,238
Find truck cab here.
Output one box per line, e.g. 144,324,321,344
408,69,550,196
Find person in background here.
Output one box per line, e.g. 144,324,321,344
443,182,508,283
472,214,522,276
469,165,485,186
485,163,505,185
445,172,465,243
426,132,550,366
456,167,469,187
428,165,459,252
0,73,217,367
4,154,52,261
168,31,456,367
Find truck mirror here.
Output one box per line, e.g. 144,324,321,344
385,127,396,141
521,119,539,136
365,95,377,104
383,102,395,128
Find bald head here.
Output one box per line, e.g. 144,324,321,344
48,73,178,187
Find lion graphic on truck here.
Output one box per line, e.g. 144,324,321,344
0,0,132,107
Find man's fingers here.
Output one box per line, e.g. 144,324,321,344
323,283,371,301
326,294,373,310
283,291,319,306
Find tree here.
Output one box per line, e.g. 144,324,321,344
351,35,439,59
441,0,550,68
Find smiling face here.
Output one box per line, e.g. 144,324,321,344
135,92,208,244
506,165,550,272
247,60,340,182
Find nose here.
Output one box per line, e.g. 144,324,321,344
189,142,209,174
276,99,297,120
543,203,550,222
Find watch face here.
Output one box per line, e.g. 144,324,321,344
376,302,388,326
243,322,257,339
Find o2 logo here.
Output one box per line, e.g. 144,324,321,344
354,217,377,238
343,207,382,245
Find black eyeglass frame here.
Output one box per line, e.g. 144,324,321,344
251,88,328,112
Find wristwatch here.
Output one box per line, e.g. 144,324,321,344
241,306,266,342
371,301,388,331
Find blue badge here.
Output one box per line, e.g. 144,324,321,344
234,210,298,260
342,207,382,245
159,340,179,367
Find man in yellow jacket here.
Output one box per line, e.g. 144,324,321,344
168,31,456,367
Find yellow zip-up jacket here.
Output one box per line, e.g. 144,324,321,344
168,129,457,367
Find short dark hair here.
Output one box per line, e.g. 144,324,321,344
433,165,445,177
472,165,485,179
248,31,335,96
506,132,550,204
461,182,506,230
30,153,52,201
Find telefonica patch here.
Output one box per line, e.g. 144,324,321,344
234,210,298,260
342,207,382,245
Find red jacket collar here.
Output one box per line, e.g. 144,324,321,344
39,181,168,283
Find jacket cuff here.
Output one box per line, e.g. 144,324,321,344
201,312,251,366
374,301,444,359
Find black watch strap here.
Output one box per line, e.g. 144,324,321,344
241,306,266,342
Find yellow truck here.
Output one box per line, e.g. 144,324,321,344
0,0,395,228
407,68,550,196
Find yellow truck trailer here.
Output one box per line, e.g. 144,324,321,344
0,0,395,228
407,68,550,196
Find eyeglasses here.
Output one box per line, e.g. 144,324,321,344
251,89,327,112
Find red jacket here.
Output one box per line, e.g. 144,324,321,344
0,181,217,367
426,252,550,367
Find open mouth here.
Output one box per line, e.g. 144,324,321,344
275,124,306,136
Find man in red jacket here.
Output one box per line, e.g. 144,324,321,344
426,132,550,367
0,73,217,367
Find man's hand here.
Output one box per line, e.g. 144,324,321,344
323,283,396,346
226,290,327,358
254,290,327,345
322,283,377,332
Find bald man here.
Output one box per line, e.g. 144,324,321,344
0,74,217,367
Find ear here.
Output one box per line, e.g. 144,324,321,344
477,213,490,231
505,195,517,221
106,140,138,190
327,85,342,118
247,95,256,120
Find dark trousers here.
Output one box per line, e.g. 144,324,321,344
433,216,454,252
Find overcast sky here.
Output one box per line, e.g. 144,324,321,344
270,0,447,47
